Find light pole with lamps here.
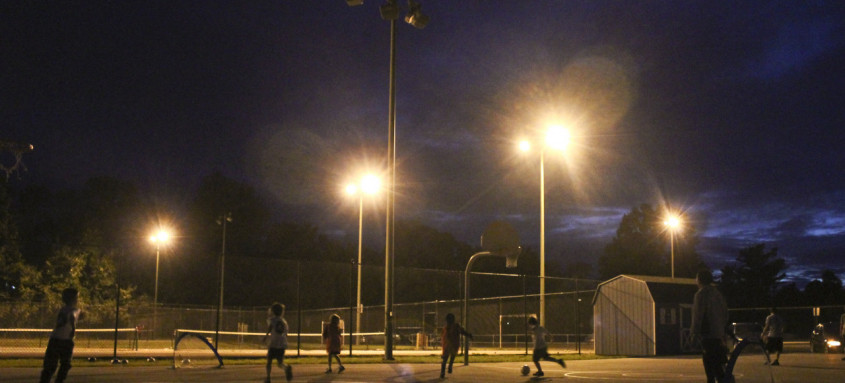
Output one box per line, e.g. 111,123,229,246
215,212,232,348
518,124,569,327
664,214,681,278
149,229,171,338
345,0,429,360
346,174,381,345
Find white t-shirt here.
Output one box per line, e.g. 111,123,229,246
50,305,81,340
266,316,288,349
531,325,549,350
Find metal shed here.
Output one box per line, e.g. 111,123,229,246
592,275,699,356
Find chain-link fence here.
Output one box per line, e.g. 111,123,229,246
0,259,603,355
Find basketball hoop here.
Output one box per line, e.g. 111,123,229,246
0,140,34,180
481,221,521,268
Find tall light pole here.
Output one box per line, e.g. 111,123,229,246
519,125,569,327
346,174,381,345
215,212,232,348
664,214,681,279
149,229,171,338
346,0,429,360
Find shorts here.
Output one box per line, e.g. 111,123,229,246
533,347,550,362
765,337,783,353
267,347,286,364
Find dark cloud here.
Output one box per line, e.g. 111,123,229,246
3,1,844,285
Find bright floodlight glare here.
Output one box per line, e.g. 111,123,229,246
346,183,358,195
150,229,171,243
361,174,381,194
404,0,428,28
664,216,681,230
545,125,569,151
518,140,531,152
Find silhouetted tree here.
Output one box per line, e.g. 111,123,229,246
719,243,786,307
802,270,843,306
598,203,705,279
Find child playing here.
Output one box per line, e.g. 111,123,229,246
40,287,83,383
322,314,345,373
440,313,472,379
263,302,292,382
528,315,565,377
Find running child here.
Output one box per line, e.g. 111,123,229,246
263,302,292,382
322,314,345,373
40,287,83,383
528,315,566,377
440,313,472,379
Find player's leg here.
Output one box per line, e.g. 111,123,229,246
440,354,448,378
335,354,344,372
533,349,544,376
265,349,273,382
54,340,74,383
281,349,292,381
448,353,456,373
542,354,566,368
39,339,60,383
326,353,332,373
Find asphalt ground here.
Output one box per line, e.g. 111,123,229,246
4,351,844,382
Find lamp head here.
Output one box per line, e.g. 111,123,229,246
404,0,428,28
346,0,364,6
380,1,399,20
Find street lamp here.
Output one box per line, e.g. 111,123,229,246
346,174,381,345
215,212,232,348
664,214,681,279
346,0,430,360
149,229,171,337
518,124,570,327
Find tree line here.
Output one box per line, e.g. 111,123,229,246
596,203,844,310
1,176,841,317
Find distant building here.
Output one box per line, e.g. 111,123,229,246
592,275,699,356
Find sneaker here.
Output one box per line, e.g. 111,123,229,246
285,365,292,381
771,360,779,366
557,359,566,368
338,365,345,373
447,366,452,374
325,368,333,374
264,379,271,383
533,371,544,377
439,373,445,379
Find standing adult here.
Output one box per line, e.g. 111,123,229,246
691,269,729,383
761,307,784,365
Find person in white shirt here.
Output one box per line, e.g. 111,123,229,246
761,307,785,365
527,315,566,377
263,303,292,382
40,288,83,383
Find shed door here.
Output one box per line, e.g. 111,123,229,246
679,304,698,352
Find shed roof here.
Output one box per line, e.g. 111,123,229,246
592,274,698,305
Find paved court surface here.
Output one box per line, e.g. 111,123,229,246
4,353,845,382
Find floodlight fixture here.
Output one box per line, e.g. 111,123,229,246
380,0,399,20
404,0,428,29
346,0,364,6
518,140,531,152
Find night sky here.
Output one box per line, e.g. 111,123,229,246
3,1,844,286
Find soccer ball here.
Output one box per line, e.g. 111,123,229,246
182,358,191,365
521,365,531,376
146,357,156,362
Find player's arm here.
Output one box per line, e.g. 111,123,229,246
459,325,473,340
689,293,703,341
